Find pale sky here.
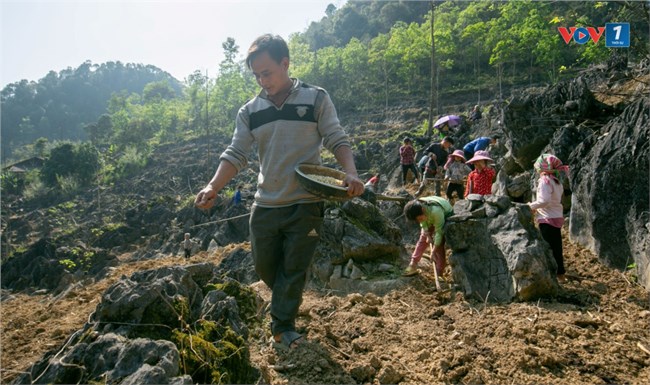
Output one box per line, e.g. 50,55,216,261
1,0,346,87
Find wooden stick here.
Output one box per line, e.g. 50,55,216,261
430,244,441,291
324,342,351,359
638,342,650,356
268,364,296,371
398,299,411,308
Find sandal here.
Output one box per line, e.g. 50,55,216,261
273,331,303,349
402,265,420,277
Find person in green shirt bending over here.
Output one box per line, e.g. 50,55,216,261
402,196,453,277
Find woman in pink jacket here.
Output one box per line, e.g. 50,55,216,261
528,154,570,283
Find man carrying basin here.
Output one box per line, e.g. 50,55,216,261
195,34,364,349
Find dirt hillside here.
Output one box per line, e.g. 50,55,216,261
2,68,649,385
2,230,649,384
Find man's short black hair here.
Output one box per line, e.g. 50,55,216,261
442,136,455,144
491,135,500,141
404,200,425,221
246,34,290,69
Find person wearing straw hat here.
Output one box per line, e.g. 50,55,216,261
464,150,496,197
444,149,471,200
195,34,364,350
528,154,570,283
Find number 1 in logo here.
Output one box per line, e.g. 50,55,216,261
606,23,630,48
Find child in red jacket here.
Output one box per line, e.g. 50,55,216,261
464,150,495,197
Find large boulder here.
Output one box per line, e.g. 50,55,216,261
93,264,216,338
13,263,259,385
569,97,650,287
446,196,559,301
13,333,188,385
312,198,404,288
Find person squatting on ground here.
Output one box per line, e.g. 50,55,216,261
402,196,454,277
528,154,570,283
444,149,471,200
399,137,420,185
194,34,364,349
419,136,455,196
417,152,432,178
464,150,496,197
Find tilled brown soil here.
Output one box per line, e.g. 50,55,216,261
2,237,649,384
251,236,650,385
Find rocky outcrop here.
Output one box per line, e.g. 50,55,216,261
126,198,177,237
12,263,260,385
208,203,251,246
492,74,649,290
569,97,650,287
21,334,187,385
446,195,559,301
215,247,258,285
1,238,118,294
504,77,614,170
493,76,611,202
312,198,405,292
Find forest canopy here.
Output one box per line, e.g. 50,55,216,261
2,0,648,165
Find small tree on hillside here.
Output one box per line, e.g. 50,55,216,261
40,142,100,189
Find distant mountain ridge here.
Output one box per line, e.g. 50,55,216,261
1,60,182,162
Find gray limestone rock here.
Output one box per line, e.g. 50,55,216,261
446,202,558,301
12,264,259,385
569,98,649,288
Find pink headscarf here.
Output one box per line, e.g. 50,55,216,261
534,154,569,184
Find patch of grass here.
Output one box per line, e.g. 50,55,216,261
204,282,259,324
173,320,257,384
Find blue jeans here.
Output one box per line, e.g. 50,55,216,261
250,202,324,336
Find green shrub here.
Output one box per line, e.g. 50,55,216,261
1,171,23,195
56,175,80,196
22,177,45,200
116,145,148,177
58,259,77,272
41,142,100,189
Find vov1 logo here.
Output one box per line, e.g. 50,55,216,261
558,23,630,47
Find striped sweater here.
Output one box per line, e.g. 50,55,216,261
220,78,351,207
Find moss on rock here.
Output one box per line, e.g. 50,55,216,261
172,320,257,384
